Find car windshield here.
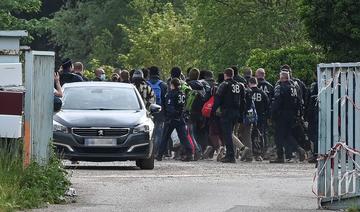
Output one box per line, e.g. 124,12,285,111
62,86,141,110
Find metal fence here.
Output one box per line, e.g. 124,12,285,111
24,51,55,165
317,63,360,209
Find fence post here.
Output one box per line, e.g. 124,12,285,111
24,51,55,165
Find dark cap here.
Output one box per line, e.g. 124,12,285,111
61,58,72,70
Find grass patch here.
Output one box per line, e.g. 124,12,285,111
0,139,70,211
348,207,360,212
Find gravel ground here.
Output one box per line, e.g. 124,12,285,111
30,159,332,212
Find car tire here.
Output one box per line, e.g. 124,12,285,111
136,154,154,170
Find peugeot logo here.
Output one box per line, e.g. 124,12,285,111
98,130,104,136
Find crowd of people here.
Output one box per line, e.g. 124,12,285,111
56,58,319,164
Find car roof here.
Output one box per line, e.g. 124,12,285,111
62,82,135,89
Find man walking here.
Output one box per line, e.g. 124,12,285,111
156,78,193,161
148,66,168,154
212,68,245,163
271,71,301,163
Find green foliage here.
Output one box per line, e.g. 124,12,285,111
50,0,135,66
0,139,70,211
119,2,195,76
299,0,360,62
188,0,306,72
348,206,360,212
0,0,49,43
246,45,325,85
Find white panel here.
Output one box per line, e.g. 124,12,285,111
0,63,22,86
0,114,22,138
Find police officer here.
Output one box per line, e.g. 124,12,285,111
255,68,273,150
59,58,83,86
306,81,318,163
248,77,270,160
279,65,311,156
270,71,301,163
256,68,274,102
280,64,308,110
156,78,193,162
212,68,245,163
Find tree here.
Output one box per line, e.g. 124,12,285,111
300,0,360,62
246,45,324,84
188,0,306,71
50,0,135,67
0,0,43,42
119,3,195,76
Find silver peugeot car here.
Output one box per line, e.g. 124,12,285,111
53,82,161,169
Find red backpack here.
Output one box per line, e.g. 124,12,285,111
201,96,215,118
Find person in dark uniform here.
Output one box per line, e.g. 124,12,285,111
271,71,301,163
279,65,311,156
306,81,318,163
255,68,273,149
73,62,89,81
242,67,253,83
231,65,247,84
248,77,270,161
256,68,274,101
156,78,193,162
212,68,246,163
59,58,83,86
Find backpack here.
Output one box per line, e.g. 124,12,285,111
243,89,258,125
201,96,215,118
148,80,162,105
179,81,192,95
185,89,205,114
243,101,258,125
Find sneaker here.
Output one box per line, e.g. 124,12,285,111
269,158,285,163
203,146,214,159
255,156,263,162
217,146,225,162
286,158,295,163
220,157,236,163
297,147,306,162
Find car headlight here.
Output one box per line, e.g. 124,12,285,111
53,120,68,133
133,124,150,134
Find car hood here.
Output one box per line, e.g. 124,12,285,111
54,110,147,128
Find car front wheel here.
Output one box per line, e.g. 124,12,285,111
136,154,154,170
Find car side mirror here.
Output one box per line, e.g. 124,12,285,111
149,104,161,114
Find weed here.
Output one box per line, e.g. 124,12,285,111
0,139,70,211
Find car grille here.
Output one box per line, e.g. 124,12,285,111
72,128,130,137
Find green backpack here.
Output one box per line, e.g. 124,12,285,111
185,89,206,114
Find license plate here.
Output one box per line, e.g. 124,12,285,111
84,139,117,146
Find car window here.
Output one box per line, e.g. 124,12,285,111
62,86,141,110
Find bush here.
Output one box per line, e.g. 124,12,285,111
246,45,325,85
0,139,70,211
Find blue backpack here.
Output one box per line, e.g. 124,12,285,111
148,80,162,105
